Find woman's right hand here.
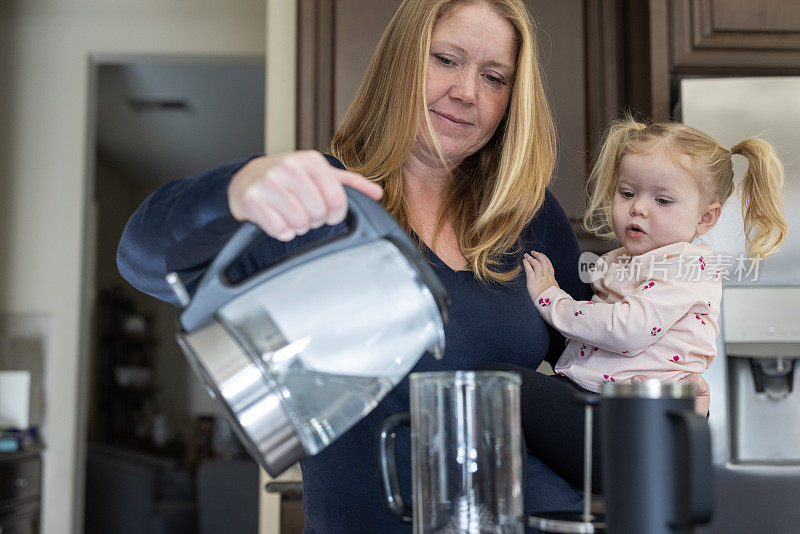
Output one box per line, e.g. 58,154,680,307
228,151,383,241
631,374,710,416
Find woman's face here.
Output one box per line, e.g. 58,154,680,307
413,2,517,168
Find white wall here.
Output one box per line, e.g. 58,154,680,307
0,1,266,532
259,5,299,533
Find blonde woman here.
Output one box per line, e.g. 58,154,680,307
493,117,787,494
118,0,591,529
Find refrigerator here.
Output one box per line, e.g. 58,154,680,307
680,77,800,533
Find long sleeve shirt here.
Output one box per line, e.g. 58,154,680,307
535,242,721,392
117,155,592,533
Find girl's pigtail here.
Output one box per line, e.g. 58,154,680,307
583,118,647,239
730,138,788,258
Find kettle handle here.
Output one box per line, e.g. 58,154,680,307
668,409,713,526
376,412,413,523
179,186,443,332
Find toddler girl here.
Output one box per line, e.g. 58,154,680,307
494,118,787,492
526,118,786,397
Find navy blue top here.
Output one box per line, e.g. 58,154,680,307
117,155,591,533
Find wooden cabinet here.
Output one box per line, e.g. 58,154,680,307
0,450,41,534
296,0,800,154
296,0,590,222
619,0,800,119
294,0,799,252
670,0,800,73
296,0,402,152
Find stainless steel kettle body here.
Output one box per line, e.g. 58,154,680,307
175,188,449,477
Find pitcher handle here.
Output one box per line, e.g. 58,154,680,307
179,185,449,333
377,412,412,523
179,187,378,331
668,409,713,526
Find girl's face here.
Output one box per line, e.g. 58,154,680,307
612,149,715,257
412,2,517,168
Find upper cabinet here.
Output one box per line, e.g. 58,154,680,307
296,0,800,159
627,0,800,119
296,0,590,223
296,0,402,152
294,0,799,252
670,0,800,73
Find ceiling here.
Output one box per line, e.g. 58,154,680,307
96,58,265,189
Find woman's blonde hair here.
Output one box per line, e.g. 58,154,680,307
583,117,787,258
330,0,555,283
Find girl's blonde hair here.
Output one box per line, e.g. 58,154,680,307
331,0,555,283
583,117,788,258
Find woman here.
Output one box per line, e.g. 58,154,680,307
118,0,590,531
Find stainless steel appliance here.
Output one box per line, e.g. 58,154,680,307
174,187,449,477
681,77,800,533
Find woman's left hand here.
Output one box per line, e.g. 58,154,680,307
523,251,559,301
632,374,710,416
680,374,711,417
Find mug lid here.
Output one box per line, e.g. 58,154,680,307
600,379,695,399
409,370,521,386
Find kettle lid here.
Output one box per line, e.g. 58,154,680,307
600,379,695,399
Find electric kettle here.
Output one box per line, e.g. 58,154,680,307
173,187,449,477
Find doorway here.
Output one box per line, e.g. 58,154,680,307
82,56,264,534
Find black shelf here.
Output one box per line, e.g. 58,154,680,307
93,288,159,448
0,447,42,533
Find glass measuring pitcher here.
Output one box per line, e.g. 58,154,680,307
378,371,524,533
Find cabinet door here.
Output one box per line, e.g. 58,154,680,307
671,0,800,73
297,0,401,152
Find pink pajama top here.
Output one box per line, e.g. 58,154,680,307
536,242,722,392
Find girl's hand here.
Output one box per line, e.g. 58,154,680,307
523,251,559,301
228,151,383,241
